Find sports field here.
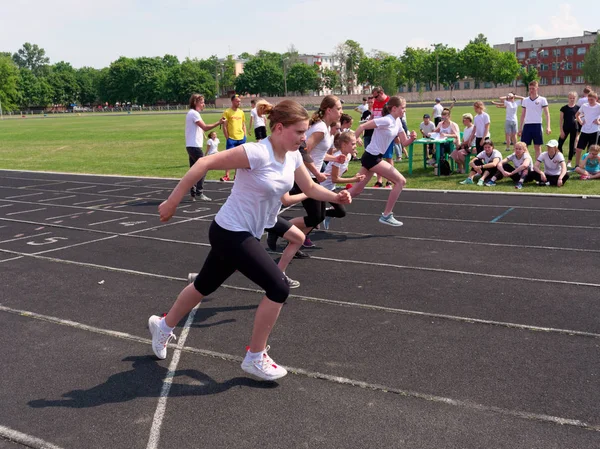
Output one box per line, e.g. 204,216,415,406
0,103,597,194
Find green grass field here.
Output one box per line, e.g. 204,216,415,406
0,105,598,195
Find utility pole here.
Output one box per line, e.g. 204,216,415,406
283,57,288,96
554,38,562,85
431,44,439,91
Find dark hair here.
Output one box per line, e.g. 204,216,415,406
188,94,204,109
340,113,352,126
382,96,404,117
251,99,256,105
310,95,339,126
482,138,494,147
231,94,240,101
362,97,367,101
256,99,309,131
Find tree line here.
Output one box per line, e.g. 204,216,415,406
3,35,598,112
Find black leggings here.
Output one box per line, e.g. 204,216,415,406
470,158,498,177
186,147,206,194
531,172,570,186
193,221,289,303
496,163,535,183
265,216,292,238
326,202,346,218
290,181,326,229
558,127,577,161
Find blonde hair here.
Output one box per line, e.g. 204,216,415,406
529,80,539,87
462,113,473,122
568,91,578,99
188,93,204,109
310,95,339,126
589,144,600,154
333,130,355,150
473,101,485,110
514,142,528,153
256,99,309,131
587,91,598,99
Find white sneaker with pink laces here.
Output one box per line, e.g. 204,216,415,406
241,346,288,381
148,315,176,360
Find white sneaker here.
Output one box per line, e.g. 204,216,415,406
148,315,176,360
188,273,197,284
378,213,403,227
323,216,332,230
567,162,572,168
241,346,288,381
284,273,300,289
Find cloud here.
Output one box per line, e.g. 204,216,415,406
526,3,582,38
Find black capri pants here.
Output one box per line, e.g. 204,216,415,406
193,221,289,303
186,146,206,195
470,158,498,177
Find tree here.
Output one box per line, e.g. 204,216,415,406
489,50,521,86
17,68,53,108
378,56,401,95
165,59,215,104
46,61,79,106
333,40,365,94
428,45,463,92
238,52,253,60
235,58,283,96
583,35,600,85
519,67,539,94
0,55,20,111
470,34,488,45
133,57,168,105
321,68,340,94
220,55,236,94
12,43,50,75
401,47,429,91
461,39,495,85
104,57,137,103
357,56,381,87
76,67,101,105
286,63,320,95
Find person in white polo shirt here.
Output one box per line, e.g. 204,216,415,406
533,139,569,187
518,80,551,158
575,90,600,168
249,99,267,141
185,94,226,201
491,92,524,151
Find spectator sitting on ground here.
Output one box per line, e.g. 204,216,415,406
450,113,476,174
484,142,534,189
459,139,502,186
575,144,600,180
532,139,569,187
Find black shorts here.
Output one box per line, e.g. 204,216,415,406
576,131,599,151
361,151,383,170
254,126,267,140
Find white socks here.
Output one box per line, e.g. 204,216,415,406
245,350,264,362
159,317,174,334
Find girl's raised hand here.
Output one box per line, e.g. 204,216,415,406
336,190,352,204
158,200,177,222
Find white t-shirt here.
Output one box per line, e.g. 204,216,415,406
433,104,443,118
420,121,436,137
366,115,402,156
305,121,333,177
476,149,502,164
463,126,475,145
537,151,565,176
577,97,587,108
206,137,220,155
215,138,303,239
522,96,548,124
507,152,532,169
250,107,266,129
504,100,520,123
578,103,600,134
474,112,491,138
185,109,203,148
356,104,368,113
321,151,350,190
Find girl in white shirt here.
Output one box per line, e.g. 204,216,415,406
351,96,418,226
206,131,220,156
486,142,534,189
149,99,351,381
533,140,569,187
491,93,524,151
472,101,491,153
459,139,502,186
575,91,600,167
450,113,476,174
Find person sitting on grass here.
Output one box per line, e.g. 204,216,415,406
450,113,476,174
459,139,501,186
575,144,600,180
484,142,534,189
532,139,569,187
433,108,461,172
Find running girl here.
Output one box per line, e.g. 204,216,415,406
149,99,351,381
351,96,418,226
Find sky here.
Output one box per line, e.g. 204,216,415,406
1,0,596,69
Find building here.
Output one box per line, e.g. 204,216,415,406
495,30,599,86
297,53,363,95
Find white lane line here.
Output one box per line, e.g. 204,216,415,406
137,190,164,197
73,198,108,205
0,247,598,339
0,255,23,263
115,179,144,185
0,424,65,449
38,195,76,203
0,204,14,208
33,235,119,256
98,187,130,193
2,304,599,433
19,181,66,188
146,305,199,449
67,185,97,191
6,192,41,199
6,208,47,216
45,212,84,220
0,232,52,244
89,216,128,226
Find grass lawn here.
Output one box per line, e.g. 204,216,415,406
0,104,598,195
